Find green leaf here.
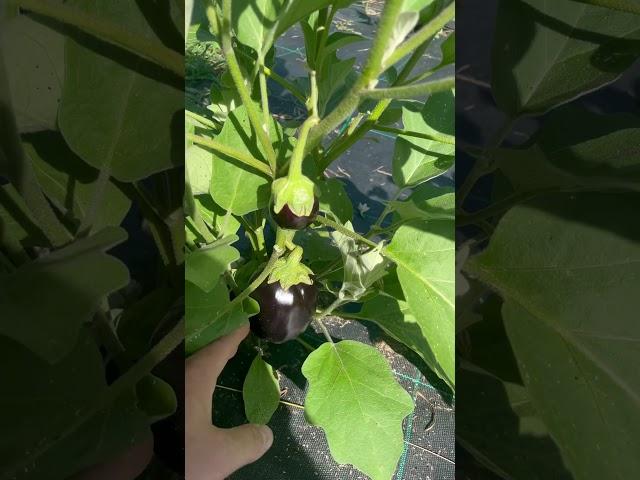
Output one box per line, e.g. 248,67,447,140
385,220,454,387
0,184,45,265
302,341,414,480
317,178,353,223
210,105,289,215
59,0,182,181
195,195,241,238
317,54,357,116
136,374,178,423
439,31,455,67
467,193,640,478
320,32,365,62
1,10,64,132
186,144,213,195
0,330,149,479
492,0,640,115
24,132,131,233
243,355,280,425
185,280,248,354
457,365,572,479
355,294,448,379
0,227,129,363
232,0,356,57
381,11,419,70
185,237,240,292
330,222,387,301
391,183,454,222
392,92,454,187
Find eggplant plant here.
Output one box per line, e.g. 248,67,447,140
185,0,455,478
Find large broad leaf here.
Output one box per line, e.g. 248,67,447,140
1,8,65,132
210,105,290,215
392,92,454,187
492,0,640,115
243,355,280,425
0,330,149,480
59,0,182,181
185,280,248,354
186,144,213,195
302,341,414,480
232,0,356,58
24,132,131,233
385,220,454,388
185,236,240,292
467,193,640,478
0,227,129,363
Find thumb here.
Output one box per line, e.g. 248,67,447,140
218,424,273,476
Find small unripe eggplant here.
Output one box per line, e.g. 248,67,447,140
272,197,319,230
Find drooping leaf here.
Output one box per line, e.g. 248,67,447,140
385,220,455,387
0,330,149,480
330,222,387,302
467,193,640,478
0,227,129,363
59,0,182,181
243,355,280,425
185,236,240,292
317,178,353,223
492,0,640,115
185,280,248,354
302,341,414,480
392,91,454,187
210,105,289,215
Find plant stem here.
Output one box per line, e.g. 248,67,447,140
367,188,404,236
2,316,184,480
317,42,429,172
261,64,307,104
17,0,183,77
185,109,220,129
362,74,454,100
220,0,277,173
371,125,455,144
308,70,319,116
456,117,517,209
383,2,455,69
187,133,272,177
288,115,319,179
259,68,271,139
314,215,379,249
305,0,406,152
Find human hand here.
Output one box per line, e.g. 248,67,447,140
186,324,274,480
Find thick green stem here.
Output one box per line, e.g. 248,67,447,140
383,2,455,69
187,133,272,177
220,0,277,173
2,316,185,480
362,75,454,100
288,115,319,179
305,0,406,152
185,110,220,129
315,215,379,249
367,188,404,236
17,0,183,77
259,69,271,139
372,125,455,144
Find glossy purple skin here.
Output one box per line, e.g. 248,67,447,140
250,280,318,343
272,197,319,230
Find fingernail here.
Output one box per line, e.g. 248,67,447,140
257,425,274,448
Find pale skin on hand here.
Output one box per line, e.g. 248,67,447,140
186,324,274,480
